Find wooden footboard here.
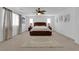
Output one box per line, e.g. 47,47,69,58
30,31,52,36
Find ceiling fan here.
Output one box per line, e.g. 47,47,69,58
35,8,46,15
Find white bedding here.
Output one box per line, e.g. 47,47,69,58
30,26,51,31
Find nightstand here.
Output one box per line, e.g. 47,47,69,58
28,26,32,31
48,26,52,30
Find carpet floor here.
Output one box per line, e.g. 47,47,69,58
0,31,79,51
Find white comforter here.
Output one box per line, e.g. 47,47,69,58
30,26,51,31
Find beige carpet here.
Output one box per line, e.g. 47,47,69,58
22,36,63,48
0,31,79,51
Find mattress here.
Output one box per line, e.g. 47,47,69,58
30,26,52,36
30,26,51,32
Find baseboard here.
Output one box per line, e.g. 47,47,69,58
74,40,79,44
54,31,79,45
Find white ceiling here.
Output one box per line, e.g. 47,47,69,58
7,7,69,16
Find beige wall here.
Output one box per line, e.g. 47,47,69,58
54,7,79,44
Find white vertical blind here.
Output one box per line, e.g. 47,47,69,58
12,13,19,26
12,13,19,36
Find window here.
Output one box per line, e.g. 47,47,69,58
29,18,33,26
12,13,19,26
12,13,19,36
47,18,51,23
30,18,33,23
47,18,51,26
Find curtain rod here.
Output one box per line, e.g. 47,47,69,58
3,7,21,16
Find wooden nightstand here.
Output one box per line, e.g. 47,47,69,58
28,26,32,31
48,26,52,30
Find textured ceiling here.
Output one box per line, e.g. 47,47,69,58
7,7,69,16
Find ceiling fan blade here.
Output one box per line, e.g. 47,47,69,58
41,12,45,14
41,10,46,12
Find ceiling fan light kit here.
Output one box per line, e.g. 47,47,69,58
37,13,42,15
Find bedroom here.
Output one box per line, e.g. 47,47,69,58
0,7,79,50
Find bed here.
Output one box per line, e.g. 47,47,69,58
29,22,52,36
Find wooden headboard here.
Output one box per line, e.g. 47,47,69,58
34,22,46,26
